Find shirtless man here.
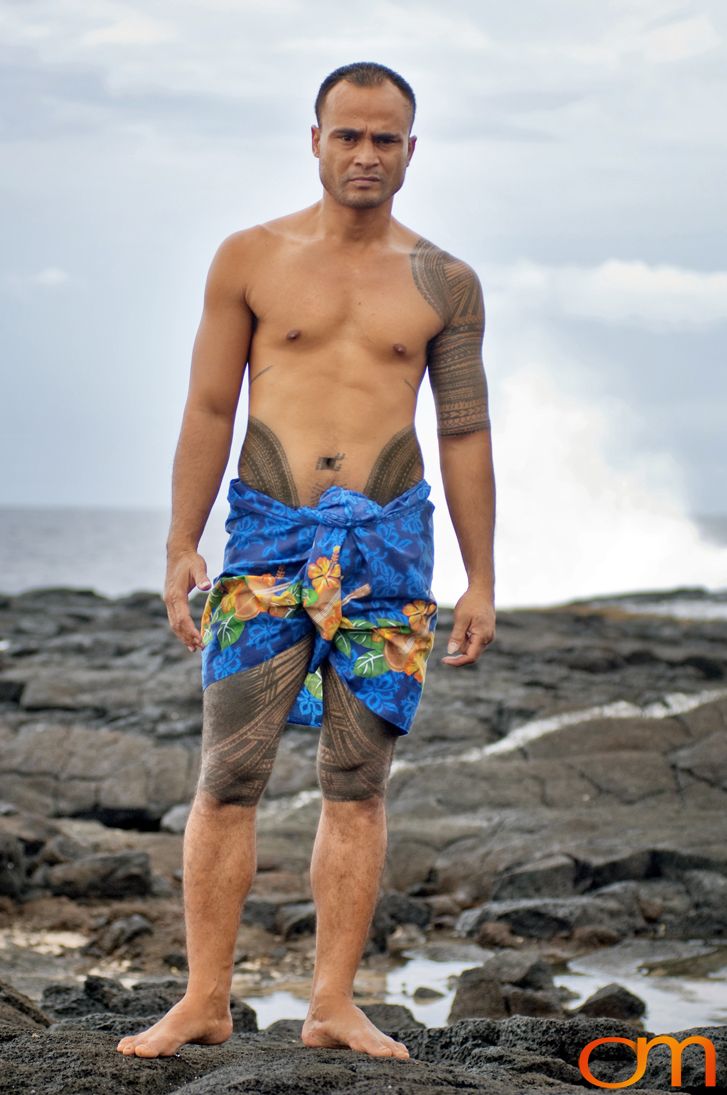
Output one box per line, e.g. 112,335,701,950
117,61,495,1062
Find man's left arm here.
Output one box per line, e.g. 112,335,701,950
426,258,495,666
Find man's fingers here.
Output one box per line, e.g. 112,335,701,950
163,552,212,653
441,634,471,665
165,596,201,651
441,628,491,666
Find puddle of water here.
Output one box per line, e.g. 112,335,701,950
561,938,727,1031
384,952,478,1028
0,928,88,956
3,927,724,1035
233,945,727,1032
389,943,727,1031
235,954,484,1031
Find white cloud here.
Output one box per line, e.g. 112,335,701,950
486,259,727,331
35,266,71,286
2,267,72,290
80,13,176,48
641,14,722,63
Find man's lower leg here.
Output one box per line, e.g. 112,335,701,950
116,790,256,1057
309,796,387,1000
302,795,410,1058
182,790,257,997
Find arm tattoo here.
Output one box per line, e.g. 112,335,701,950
410,237,491,437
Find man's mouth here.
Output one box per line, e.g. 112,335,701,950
350,177,380,182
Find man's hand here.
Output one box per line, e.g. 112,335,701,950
440,586,495,667
164,551,212,653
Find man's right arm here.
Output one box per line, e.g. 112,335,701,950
164,230,254,650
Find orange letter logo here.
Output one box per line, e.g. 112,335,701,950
579,1034,716,1088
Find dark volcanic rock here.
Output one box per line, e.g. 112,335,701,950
45,850,153,898
571,981,646,1019
42,975,257,1034
82,912,155,956
0,833,25,897
0,977,51,1029
448,951,564,1021
7,1009,723,1094
457,891,646,941
1,588,727,969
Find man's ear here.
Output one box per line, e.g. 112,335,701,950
407,134,417,164
311,124,320,158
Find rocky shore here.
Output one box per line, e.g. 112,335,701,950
1,584,726,1092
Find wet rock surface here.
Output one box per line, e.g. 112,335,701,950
0,586,726,1091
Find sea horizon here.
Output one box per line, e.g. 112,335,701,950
1,502,726,614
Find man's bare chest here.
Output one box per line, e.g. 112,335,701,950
246,247,443,354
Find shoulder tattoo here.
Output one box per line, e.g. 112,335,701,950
410,237,491,437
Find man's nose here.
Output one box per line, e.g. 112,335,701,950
353,139,381,167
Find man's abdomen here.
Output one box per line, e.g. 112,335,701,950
236,415,425,508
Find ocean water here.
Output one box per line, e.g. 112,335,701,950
0,504,726,615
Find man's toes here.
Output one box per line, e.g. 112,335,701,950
118,1033,150,1054
383,1036,408,1059
133,1041,156,1057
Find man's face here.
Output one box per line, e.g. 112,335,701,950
311,80,416,210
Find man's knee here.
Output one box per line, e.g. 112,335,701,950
196,752,273,808
316,753,394,802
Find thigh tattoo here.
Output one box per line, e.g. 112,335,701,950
198,635,313,806
316,659,401,802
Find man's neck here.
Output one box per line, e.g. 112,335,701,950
314,192,395,246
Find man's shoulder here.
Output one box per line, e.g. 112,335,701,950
213,223,272,259
214,206,319,259
404,228,482,323
407,232,478,279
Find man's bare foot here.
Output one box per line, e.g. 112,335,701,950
115,996,233,1058
301,995,410,1059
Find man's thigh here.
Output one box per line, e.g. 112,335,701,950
198,633,314,806
316,658,401,802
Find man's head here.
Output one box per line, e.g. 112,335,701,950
312,62,417,210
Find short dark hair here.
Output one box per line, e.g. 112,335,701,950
314,62,416,130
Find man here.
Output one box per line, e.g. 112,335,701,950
117,61,495,1063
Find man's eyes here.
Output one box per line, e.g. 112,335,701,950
338,135,399,144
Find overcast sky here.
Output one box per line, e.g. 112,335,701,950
2,0,726,605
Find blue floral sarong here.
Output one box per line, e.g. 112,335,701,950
199,477,438,735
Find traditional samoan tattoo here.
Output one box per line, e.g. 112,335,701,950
198,634,313,806
239,417,424,509
410,237,491,437
363,424,424,504
197,632,399,805
248,365,274,385
238,415,301,507
316,658,399,801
